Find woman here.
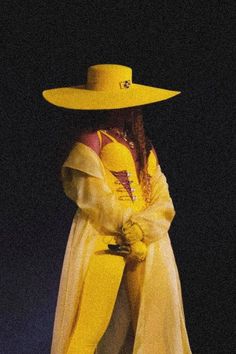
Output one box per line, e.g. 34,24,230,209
42,64,192,354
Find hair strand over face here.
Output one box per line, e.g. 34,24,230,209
129,110,152,205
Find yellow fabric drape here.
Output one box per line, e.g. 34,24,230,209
50,142,192,354
127,162,176,245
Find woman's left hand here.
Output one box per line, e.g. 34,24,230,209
127,241,147,262
122,221,144,245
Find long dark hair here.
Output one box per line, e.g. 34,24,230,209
128,109,152,204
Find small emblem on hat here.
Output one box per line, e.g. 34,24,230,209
120,80,131,89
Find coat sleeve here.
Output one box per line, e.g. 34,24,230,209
125,162,176,245
61,142,133,235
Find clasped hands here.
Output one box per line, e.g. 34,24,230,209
113,220,147,262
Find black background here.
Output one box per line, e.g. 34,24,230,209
1,1,234,353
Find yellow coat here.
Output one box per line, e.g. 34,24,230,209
50,132,192,354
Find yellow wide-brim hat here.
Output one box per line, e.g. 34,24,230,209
42,64,181,110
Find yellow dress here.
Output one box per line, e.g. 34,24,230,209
50,129,192,354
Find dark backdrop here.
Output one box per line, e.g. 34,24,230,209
1,1,234,353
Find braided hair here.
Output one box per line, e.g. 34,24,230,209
125,109,153,205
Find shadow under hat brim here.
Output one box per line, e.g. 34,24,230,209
42,83,181,110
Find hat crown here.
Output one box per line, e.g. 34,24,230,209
86,64,132,91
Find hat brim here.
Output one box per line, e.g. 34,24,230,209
42,83,181,110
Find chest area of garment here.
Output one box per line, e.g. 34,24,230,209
99,138,156,179
99,138,157,206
